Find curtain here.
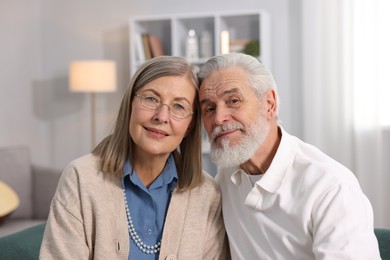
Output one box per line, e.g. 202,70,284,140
301,0,390,227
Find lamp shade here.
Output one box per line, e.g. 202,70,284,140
69,60,117,92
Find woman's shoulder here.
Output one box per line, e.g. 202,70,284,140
59,153,116,189
191,171,221,197
201,170,218,185
67,153,100,170
55,153,120,202
175,171,222,211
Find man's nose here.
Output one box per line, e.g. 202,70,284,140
214,105,231,126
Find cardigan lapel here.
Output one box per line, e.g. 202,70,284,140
159,188,189,257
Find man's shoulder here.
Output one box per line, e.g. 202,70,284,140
289,139,360,192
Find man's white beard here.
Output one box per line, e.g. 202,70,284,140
209,111,269,168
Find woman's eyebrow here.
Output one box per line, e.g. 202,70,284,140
173,96,192,104
141,88,192,104
139,88,160,96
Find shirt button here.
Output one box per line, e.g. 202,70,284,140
147,229,152,234
165,255,177,260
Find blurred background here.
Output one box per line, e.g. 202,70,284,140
1,0,389,227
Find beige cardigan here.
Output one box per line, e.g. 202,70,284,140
40,154,229,260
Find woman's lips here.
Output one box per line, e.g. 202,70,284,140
145,127,169,138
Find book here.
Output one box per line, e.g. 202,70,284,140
141,34,152,60
134,34,145,61
148,35,164,57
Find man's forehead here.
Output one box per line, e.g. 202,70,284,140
200,73,249,95
200,80,244,96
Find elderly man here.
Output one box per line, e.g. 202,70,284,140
198,53,380,259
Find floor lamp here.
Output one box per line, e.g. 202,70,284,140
69,60,117,149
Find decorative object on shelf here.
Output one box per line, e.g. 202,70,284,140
229,39,251,53
220,30,230,54
242,39,260,58
69,60,117,148
186,29,199,61
200,31,212,59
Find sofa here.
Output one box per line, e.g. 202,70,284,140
0,223,389,260
0,223,45,260
0,146,62,237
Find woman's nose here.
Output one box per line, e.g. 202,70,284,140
153,104,170,122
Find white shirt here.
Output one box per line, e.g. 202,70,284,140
216,127,381,260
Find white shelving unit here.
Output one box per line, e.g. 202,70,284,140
129,10,271,75
128,11,271,175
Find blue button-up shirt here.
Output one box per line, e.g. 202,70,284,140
122,154,178,260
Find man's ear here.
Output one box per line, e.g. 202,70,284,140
264,89,277,119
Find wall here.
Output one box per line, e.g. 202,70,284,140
0,0,294,170
0,0,49,163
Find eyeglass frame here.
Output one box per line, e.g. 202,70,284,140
133,94,195,119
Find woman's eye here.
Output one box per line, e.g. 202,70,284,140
172,103,186,111
145,96,159,103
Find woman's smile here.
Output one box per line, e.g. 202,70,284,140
144,126,169,139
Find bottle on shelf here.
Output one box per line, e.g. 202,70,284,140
186,29,199,62
200,30,212,59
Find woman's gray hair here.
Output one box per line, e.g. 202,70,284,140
198,53,279,114
93,55,203,190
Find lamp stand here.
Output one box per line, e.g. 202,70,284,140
90,92,96,150
69,60,117,150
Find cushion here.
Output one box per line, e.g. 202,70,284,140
375,228,390,260
0,146,33,218
0,223,45,259
0,181,20,224
32,165,61,219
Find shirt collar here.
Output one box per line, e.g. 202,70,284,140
122,153,178,190
229,126,296,193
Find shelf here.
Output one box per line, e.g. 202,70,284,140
129,10,271,75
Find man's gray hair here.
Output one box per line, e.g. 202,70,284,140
198,53,279,114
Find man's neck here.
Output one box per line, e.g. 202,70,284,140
240,124,281,175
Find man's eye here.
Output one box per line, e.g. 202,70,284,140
227,98,241,107
203,106,215,113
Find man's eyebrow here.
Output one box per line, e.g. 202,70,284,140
222,87,240,95
200,87,241,106
200,98,211,107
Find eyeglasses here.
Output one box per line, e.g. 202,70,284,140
134,94,194,119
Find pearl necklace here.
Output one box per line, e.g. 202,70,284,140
122,189,161,254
